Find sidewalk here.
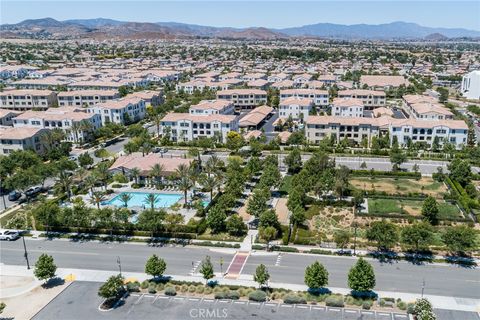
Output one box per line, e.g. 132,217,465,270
1,264,478,312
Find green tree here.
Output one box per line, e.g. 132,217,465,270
448,159,472,186
284,148,302,174
145,254,167,279
34,254,57,283
246,188,269,218
334,230,351,250
400,223,434,251
206,205,227,233
32,201,60,232
442,225,477,254
259,226,277,250
390,139,407,171
226,214,247,236
348,258,376,292
98,274,124,300
78,152,93,168
290,205,306,227
259,209,279,229
304,261,329,289
137,209,166,237
253,264,270,288
199,256,214,284
365,220,399,251
421,196,439,224
225,131,244,153
437,87,449,103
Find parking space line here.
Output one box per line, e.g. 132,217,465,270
313,306,326,311
234,301,245,305
280,304,292,308
345,309,357,313
361,311,374,315
395,315,407,318
379,312,391,316
189,298,200,302
249,302,260,306
218,300,229,303
297,305,308,309
134,294,144,305
204,299,214,303
157,296,169,300
329,308,341,312
152,295,160,304
264,303,276,307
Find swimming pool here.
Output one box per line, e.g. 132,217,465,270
103,192,182,209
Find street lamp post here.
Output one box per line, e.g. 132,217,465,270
220,257,224,275
22,236,30,269
421,278,425,297
353,225,358,256
117,256,122,277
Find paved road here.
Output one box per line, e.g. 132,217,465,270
2,239,478,299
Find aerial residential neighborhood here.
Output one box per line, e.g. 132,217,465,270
0,1,479,320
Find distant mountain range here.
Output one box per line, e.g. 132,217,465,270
1,18,479,40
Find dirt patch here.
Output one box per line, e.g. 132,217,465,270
350,177,446,198
238,196,251,222
274,198,290,225
403,205,422,216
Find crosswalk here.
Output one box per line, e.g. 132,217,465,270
275,253,282,266
189,260,201,275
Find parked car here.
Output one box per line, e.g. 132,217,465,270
0,229,20,241
25,186,42,197
7,191,21,201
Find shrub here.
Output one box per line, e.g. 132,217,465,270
164,286,176,296
140,280,149,289
325,295,344,307
407,303,415,314
397,301,407,310
214,292,227,299
248,290,267,302
148,284,156,294
196,286,205,294
362,301,372,310
180,284,188,293
156,283,165,291
283,294,307,305
204,287,213,295
126,281,140,292
188,285,197,293
227,290,240,300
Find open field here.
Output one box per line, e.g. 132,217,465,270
351,177,447,198
368,198,462,219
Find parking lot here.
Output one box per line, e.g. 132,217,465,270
32,281,410,320
32,282,480,320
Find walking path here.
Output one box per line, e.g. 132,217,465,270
1,264,478,312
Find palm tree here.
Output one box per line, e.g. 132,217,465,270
95,162,110,190
84,174,97,194
129,167,141,184
70,121,82,144
141,142,152,156
90,191,106,209
144,193,159,210
57,170,73,200
205,155,223,177
176,163,193,205
152,113,162,138
120,193,132,208
150,163,164,188
200,174,217,201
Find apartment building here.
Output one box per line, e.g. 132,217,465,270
126,90,164,108
87,97,146,125
360,75,408,89
278,97,314,121
337,89,386,109
216,89,267,110
331,98,364,118
189,100,235,115
0,127,46,155
0,90,57,111
461,70,480,100
403,95,454,120
57,90,120,107
305,116,468,149
279,89,329,106
12,107,102,143
160,113,238,143
0,110,22,126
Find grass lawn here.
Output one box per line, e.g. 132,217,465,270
367,198,462,220
351,177,446,198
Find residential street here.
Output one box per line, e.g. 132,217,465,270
1,239,478,299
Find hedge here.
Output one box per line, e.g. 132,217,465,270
248,290,267,302
351,170,421,179
283,294,307,304
325,295,345,307
270,246,299,253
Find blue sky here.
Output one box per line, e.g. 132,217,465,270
1,1,479,30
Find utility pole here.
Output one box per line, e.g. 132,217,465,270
220,257,224,275
421,278,425,297
22,236,30,269
0,177,6,213
117,256,122,277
